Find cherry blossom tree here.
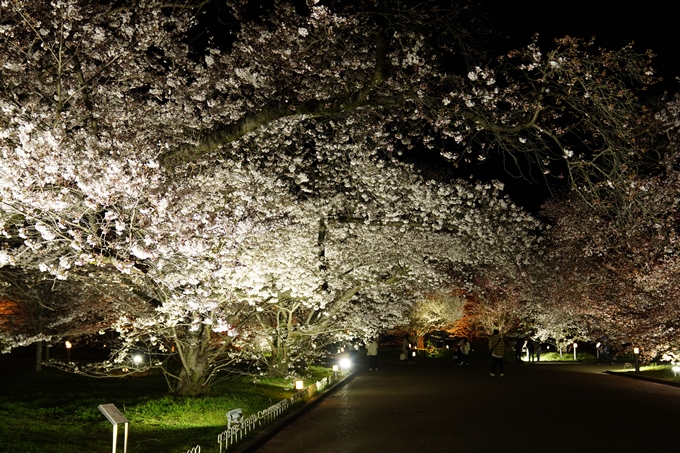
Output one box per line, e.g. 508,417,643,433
0,0,654,394
158,1,657,203
402,289,465,349
0,266,135,369
532,167,680,362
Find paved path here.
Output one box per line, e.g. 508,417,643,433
254,360,680,453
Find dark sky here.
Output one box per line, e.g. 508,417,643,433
483,0,678,89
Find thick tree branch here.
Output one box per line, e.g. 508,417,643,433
159,32,392,169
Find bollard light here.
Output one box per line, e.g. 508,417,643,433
633,347,640,373
132,355,143,371
339,357,351,370
332,364,339,372
65,341,72,362
573,342,578,361
634,347,640,354
295,380,304,390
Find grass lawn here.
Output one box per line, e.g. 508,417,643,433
614,363,680,385
0,359,332,453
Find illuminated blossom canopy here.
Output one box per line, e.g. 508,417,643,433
0,0,659,393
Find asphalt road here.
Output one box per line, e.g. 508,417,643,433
254,359,680,453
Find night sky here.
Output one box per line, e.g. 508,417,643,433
484,0,678,91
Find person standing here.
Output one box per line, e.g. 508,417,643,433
533,339,542,362
457,338,471,365
402,336,412,363
597,340,613,365
489,329,505,376
367,340,379,370
514,338,524,363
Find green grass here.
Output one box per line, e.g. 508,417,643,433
616,363,680,384
536,351,597,362
0,362,333,453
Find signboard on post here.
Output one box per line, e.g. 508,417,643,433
98,404,129,453
226,408,243,429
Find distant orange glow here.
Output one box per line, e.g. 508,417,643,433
0,298,31,330
0,298,18,315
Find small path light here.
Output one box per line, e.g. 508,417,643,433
634,347,640,373
295,380,304,390
332,364,339,379
573,342,578,361
672,364,680,377
65,341,72,362
596,342,601,360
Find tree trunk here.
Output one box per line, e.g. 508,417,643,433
268,336,291,376
173,326,211,396
175,363,209,396
34,340,43,372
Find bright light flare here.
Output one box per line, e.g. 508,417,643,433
133,355,143,364
339,357,351,369
65,341,72,349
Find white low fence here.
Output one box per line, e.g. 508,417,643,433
183,375,335,453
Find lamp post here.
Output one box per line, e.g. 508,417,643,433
596,342,601,360
65,341,72,362
573,342,578,361
633,347,640,373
